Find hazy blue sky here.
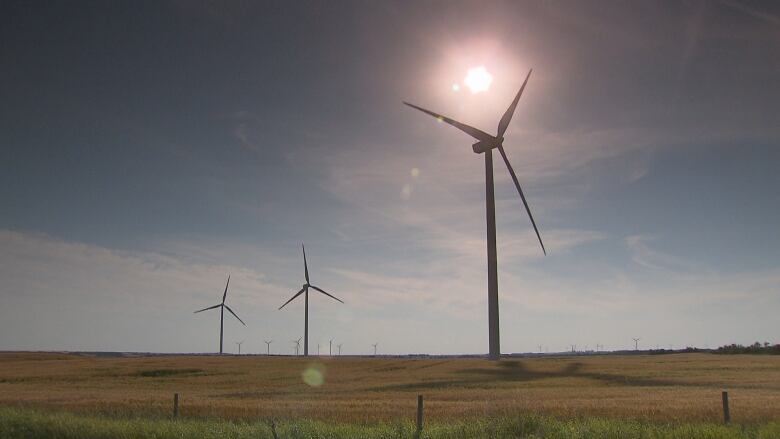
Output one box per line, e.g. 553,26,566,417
2,1,779,355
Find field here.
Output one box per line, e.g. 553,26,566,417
1,352,779,437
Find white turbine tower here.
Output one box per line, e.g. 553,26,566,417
193,276,246,354
404,70,545,360
279,244,343,356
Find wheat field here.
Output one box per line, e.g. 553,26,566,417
1,352,778,424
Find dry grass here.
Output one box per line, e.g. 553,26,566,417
1,352,778,424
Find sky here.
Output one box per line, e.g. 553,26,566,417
1,1,779,355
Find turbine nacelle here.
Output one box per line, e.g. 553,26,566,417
472,137,503,154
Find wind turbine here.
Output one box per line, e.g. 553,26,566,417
293,337,302,355
372,343,378,356
329,339,333,356
193,275,246,354
337,343,343,356
236,340,244,355
264,340,272,355
279,244,344,356
404,70,545,360
633,338,641,351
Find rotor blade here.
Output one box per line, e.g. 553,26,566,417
278,287,306,310
403,101,494,143
497,69,532,137
193,303,222,314
224,304,246,326
497,145,546,255
302,243,310,284
222,275,230,304
309,285,344,304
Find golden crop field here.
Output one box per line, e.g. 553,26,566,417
1,352,778,424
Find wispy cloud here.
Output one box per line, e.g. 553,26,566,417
0,230,295,352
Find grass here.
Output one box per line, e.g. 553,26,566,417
136,368,204,377
0,352,779,425
2,407,780,438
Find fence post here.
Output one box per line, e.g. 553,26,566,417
416,394,424,431
721,390,730,424
173,393,179,419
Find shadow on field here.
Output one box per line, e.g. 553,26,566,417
371,361,718,391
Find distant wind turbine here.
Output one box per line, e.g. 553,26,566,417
329,339,333,356
264,340,272,355
279,244,344,356
236,340,244,355
633,338,641,351
193,275,246,354
404,69,545,360
337,343,343,356
293,337,302,356
372,343,378,356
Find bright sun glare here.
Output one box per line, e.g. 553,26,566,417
463,66,493,94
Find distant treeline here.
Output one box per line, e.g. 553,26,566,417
713,342,779,355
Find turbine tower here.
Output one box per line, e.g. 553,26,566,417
633,338,641,351
236,340,244,355
337,343,343,356
329,339,333,356
372,343,378,356
279,244,344,356
404,70,545,360
264,340,272,355
193,275,246,354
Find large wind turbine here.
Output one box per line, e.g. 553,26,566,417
404,70,545,360
193,275,246,354
279,244,344,356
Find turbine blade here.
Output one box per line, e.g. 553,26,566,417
224,304,246,326
403,101,494,143
497,145,546,255
278,287,306,310
497,70,532,138
310,285,344,304
222,275,230,304
302,243,310,284
194,303,222,313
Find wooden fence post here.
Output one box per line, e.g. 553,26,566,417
173,393,179,419
416,394,424,431
721,390,730,424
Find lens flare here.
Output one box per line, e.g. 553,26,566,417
400,184,412,200
302,363,326,387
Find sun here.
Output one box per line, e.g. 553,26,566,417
463,66,493,94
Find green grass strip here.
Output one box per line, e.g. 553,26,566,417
1,407,779,439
